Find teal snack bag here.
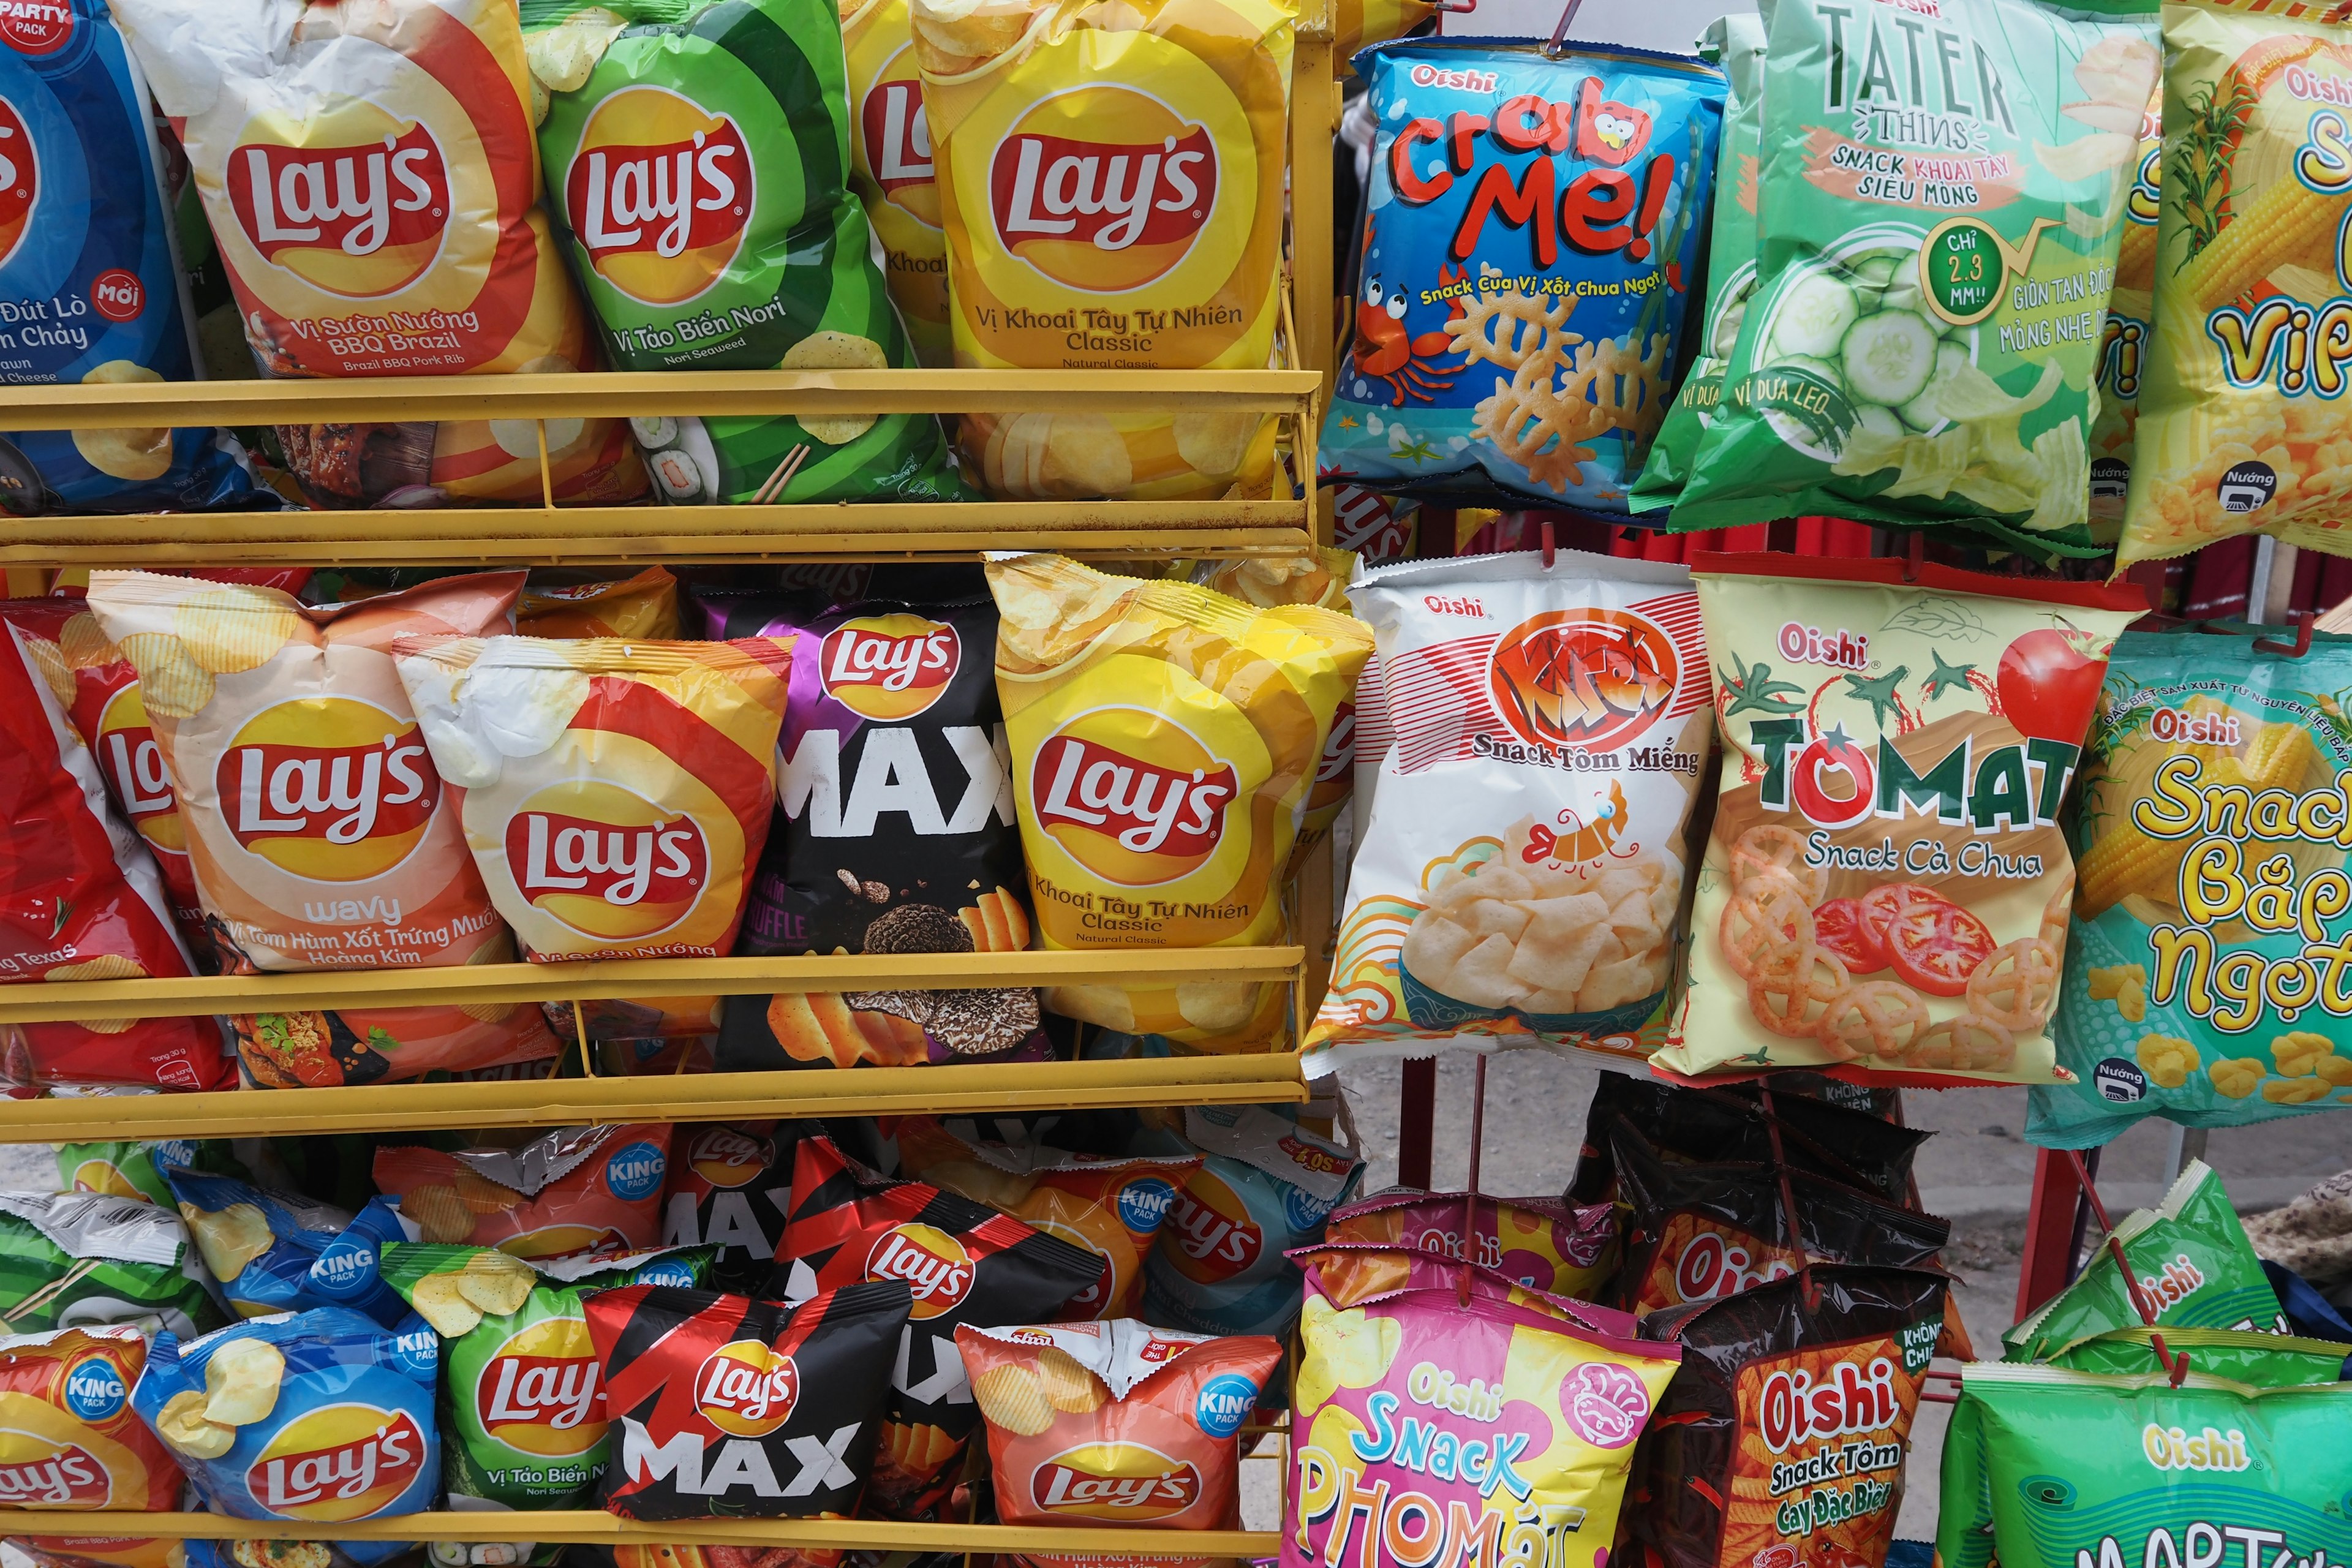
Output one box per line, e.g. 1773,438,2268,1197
2003,1162,2286,1362
0,1191,216,1339
525,0,966,505
1647,0,2159,552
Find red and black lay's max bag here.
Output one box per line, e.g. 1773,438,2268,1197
662,1123,810,1295
777,1136,1104,1520
586,1278,911,1521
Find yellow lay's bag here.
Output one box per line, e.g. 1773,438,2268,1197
986,553,1370,1049
913,0,1294,500
843,0,952,367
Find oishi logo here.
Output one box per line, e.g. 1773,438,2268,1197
1489,609,1678,753
216,698,440,883
0,96,36,270
860,51,938,226
865,1223,975,1319
693,1340,800,1438
478,1319,605,1458
819,614,959,722
1159,1171,1262,1286
96,683,183,855
1673,1228,1795,1306
990,86,1217,293
1030,1442,1202,1520
228,110,451,298
506,780,711,943
1030,709,1237,888
0,1439,109,1507
1757,1357,1899,1454
247,1404,428,1521
565,86,752,306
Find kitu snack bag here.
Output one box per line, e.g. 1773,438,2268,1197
1659,554,2145,1087
1653,0,2158,552
1321,40,1725,513
523,0,963,506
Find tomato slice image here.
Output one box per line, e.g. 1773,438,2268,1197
1886,900,1996,996
1858,883,1947,947
1811,897,1888,974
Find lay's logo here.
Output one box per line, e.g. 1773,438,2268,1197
248,1404,428,1521
0,96,36,270
1161,1173,1262,1286
228,120,451,298
216,699,439,885
990,87,1215,292
693,1340,799,1438
865,1224,974,1319
1030,1442,1201,1520
96,685,182,852
859,61,937,225
507,778,712,944
1489,608,1678,753
0,1442,108,1507
1031,711,1236,888
687,1126,768,1189
477,1318,604,1460
820,614,958,722
565,86,752,306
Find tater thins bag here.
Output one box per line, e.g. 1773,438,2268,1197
516,568,679,641
2036,627,2352,1145
1284,1248,1680,1568
1650,0,2157,553
522,0,963,507
83,570,522,974
1625,1266,1948,1568
1568,1072,1929,1205
776,1135,1104,1520
0,1325,177,1516
1321,40,1725,513
1303,551,1711,1072
912,0,1292,500
841,0,949,366
959,1319,1281,1567
227,1000,559,1088
1660,555,2146,1086
374,1123,674,1259
0,622,226,1091
586,1279,911,1520
1322,1190,1617,1300
167,1167,413,1327
0,1193,217,1340
986,553,1370,1048
107,0,646,511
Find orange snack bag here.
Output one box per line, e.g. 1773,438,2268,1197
375,1123,673,1256
517,568,680,641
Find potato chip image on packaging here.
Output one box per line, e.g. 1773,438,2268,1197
516,568,679,641
914,0,1293,500
841,0,951,366
84,571,521,974
986,554,1371,1049
164,1167,415,1327
1303,549,1711,1074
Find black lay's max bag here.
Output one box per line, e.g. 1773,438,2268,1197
775,1135,1103,1520
584,1278,911,1520
662,1123,804,1294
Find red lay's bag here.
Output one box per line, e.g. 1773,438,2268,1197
0,1324,181,1525
225,999,557,1088
374,1123,673,1258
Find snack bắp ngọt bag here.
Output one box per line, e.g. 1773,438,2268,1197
82,570,523,974
106,0,647,511
1303,550,1711,1074
987,553,1370,1048
912,0,1292,501
2089,85,2160,541
1321,40,1725,514
0,1193,217,1340
167,1167,413,1325
840,0,949,367
1659,554,2146,1086
227,998,558,1089
373,1123,674,1259
1567,1072,1929,1205
1321,1190,1617,1300
516,568,679,641
1653,0,2158,553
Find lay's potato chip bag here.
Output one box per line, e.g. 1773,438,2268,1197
0,1325,178,1513
842,0,950,366
516,568,679,641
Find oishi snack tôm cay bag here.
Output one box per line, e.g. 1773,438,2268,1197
2036,627,2352,1145
0,620,226,1092
1321,40,1725,513
374,1123,674,1258
1653,0,2158,553
107,0,647,511
1659,555,2146,1086
0,1325,178,1516
1304,551,1711,1074
165,1167,413,1327
987,553,1370,1049
911,0,1292,501
1322,1190,1616,1300
0,1193,217,1339
83,570,523,974
841,0,948,366
522,0,964,507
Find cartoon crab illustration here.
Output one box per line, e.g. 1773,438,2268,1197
1346,255,1464,407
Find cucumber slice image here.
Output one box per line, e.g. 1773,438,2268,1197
1878,260,1925,318
1849,253,1901,313
1852,402,1905,441
1896,341,1974,431
1770,353,1844,387
1772,271,1860,358
1841,310,1937,407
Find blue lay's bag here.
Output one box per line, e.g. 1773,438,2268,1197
165,1169,415,1327
1317,39,1725,514
131,1308,439,1567
0,0,251,514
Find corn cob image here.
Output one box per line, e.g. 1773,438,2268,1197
2173,177,2342,309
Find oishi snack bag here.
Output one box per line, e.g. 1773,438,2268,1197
913,0,1292,502
2036,627,2352,1145
841,0,949,366
0,620,226,1091
1626,1265,1948,1568
775,1134,1103,1520
2041,1324,2348,1382
165,1169,413,1327
1321,1191,1617,1300
987,552,1370,1047
0,1325,178,1517
1660,555,2145,1086
1321,40,1725,513
1305,550,1711,1072
1284,1246,1680,1568
0,1193,217,1339
83,570,522,974
959,1319,1281,1564
523,0,963,507
516,568,679,641
586,1278,910,1520
2089,86,2161,539
373,1124,674,1259
662,1125,799,1294
1288,1242,1643,1336
1568,1074,1930,1205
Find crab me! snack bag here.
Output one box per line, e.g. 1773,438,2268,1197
1659,555,2145,1087
1322,1191,1617,1300
373,1123,674,1258
1321,40,1724,513
1305,550,1710,1074
913,0,1292,501
841,0,948,366
0,1325,178,1520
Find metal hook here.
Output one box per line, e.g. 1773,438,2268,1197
1542,0,1583,57
1902,532,1926,584
1540,518,1556,570
2253,617,2316,658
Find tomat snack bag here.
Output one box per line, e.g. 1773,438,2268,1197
775,1134,1103,1521
959,1319,1281,1567
1659,554,2146,1086
985,553,1370,1049
1321,1190,1618,1300
586,1278,911,1520
0,620,227,1092
106,0,647,511
372,1123,674,1259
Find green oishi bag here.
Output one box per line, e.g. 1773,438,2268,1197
0,1192,218,1340
2004,1161,2286,1362
1630,13,1768,505
1938,1362,2352,1568
2048,1326,2349,1383
1644,0,2159,552
524,0,966,505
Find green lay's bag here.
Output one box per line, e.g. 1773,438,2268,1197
0,1192,219,1340
57,1140,241,1208
522,0,967,506
2003,1162,2286,1362
1640,0,2160,553
2047,1326,2348,1384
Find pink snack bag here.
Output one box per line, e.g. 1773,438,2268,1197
1322,1191,1619,1300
